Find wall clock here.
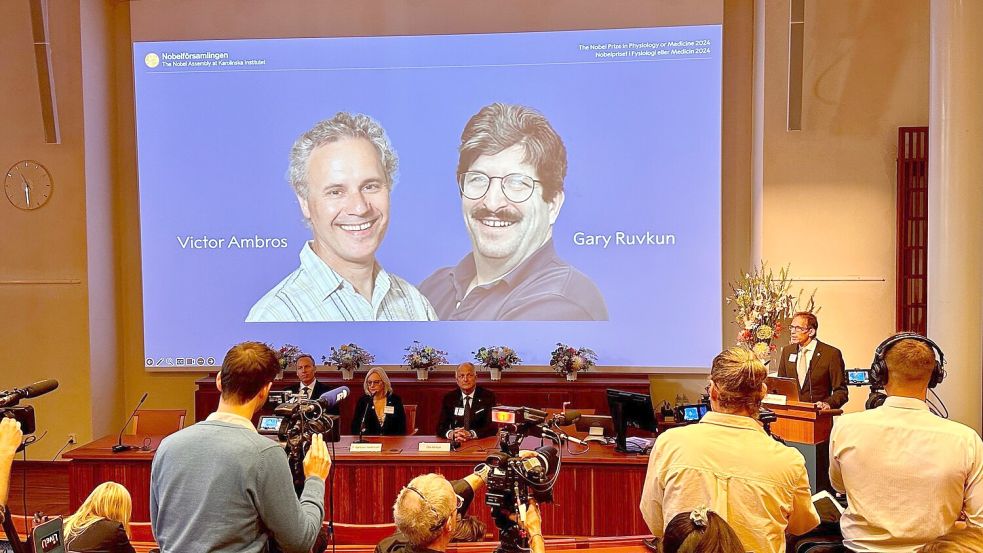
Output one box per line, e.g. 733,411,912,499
5,160,53,210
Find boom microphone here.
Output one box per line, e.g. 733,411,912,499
0,379,59,408
113,392,149,453
315,386,350,410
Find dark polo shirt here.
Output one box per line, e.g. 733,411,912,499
419,240,608,321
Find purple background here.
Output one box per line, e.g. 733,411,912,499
133,25,722,369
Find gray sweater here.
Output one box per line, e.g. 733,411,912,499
150,420,325,553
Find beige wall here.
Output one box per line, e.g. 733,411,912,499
758,0,929,413
1,1,963,460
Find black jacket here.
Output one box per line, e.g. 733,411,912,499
351,393,407,435
777,340,849,408
64,519,136,553
435,386,497,439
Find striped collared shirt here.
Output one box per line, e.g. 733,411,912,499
246,242,437,322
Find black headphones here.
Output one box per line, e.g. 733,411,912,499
870,332,946,389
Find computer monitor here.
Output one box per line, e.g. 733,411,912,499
605,389,658,453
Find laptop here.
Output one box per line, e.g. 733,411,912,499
31,517,65,553
765,376,800,402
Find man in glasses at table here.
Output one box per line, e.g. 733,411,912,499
419,103,607,321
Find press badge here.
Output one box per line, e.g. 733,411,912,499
454,407,465,416
384,406,395,415
788,353,798,362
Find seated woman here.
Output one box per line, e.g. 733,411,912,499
661,507,745,553
63,481,136,553
351,367,406,435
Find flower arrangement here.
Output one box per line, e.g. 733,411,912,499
272,343,303,371
726,262,803,360
474,346,521,370
403,341,448,372
323,343,375,371
549,343,598,379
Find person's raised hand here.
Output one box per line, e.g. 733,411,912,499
302,433,332,481
0,418,22,458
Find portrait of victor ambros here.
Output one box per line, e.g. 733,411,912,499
419,103,607,321
247,112,437,322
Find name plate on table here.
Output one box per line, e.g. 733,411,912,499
419,442,452,452
350,443,383,453
763,393,787,405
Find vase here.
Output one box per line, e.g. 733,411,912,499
490,368,502,381
566,371,578,382
341,367,354,380
416,369,429,381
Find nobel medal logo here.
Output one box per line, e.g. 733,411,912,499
144,53,160,68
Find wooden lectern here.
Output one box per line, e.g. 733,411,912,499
764,399,841,444
763,399,842,493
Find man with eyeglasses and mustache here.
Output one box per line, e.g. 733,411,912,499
419,103,607,321
248,112,436,322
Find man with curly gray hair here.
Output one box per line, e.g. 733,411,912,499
248,112,436,322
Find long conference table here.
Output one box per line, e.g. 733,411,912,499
64,432,651,537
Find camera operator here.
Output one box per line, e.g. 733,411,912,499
379,470,545,553
150,342,331,553
640,346,819,553
830,334,983,552
0,418,23,525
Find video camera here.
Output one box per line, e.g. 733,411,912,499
257,386,348,489
843,368,888,409
486,406,564,553
0,380,58,439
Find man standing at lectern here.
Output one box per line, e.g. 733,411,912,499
436,362,497,441
777,312,848,409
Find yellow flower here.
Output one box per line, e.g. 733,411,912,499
755,325,774,340
752,342,770,357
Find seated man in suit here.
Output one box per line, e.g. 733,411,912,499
777,312,848,409
288,354,338,416
436,362,497,441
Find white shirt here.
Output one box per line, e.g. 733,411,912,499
640,412,819,553
796,339,818,388
247,241,438,322
830,396,983,552
206,411,256,432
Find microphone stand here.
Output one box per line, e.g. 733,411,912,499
113,392,149,453
353,397,371,444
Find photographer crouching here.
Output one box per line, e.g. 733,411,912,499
150,341,332,553
379,468,545,553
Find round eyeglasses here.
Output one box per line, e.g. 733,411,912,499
458,171,540,203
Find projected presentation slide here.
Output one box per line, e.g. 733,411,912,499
133,25,722,368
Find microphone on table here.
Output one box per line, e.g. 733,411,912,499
354,394,372,444
0,379,59,408
112,392,149,453
551,410,583,427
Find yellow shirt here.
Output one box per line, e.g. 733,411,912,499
830,396,983,552
640,412,819,553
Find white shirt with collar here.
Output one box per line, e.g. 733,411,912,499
206,411,257,432
796,338,818,388
830,395,983,552
641,411,819,553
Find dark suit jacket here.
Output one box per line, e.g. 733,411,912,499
65,518,136,553
777,340,849,408
351,393,407,435
288,379,339,415
436,386,497,439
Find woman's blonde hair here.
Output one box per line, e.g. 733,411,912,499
363,367,393,396
709,346,768,415
63,481,132,539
